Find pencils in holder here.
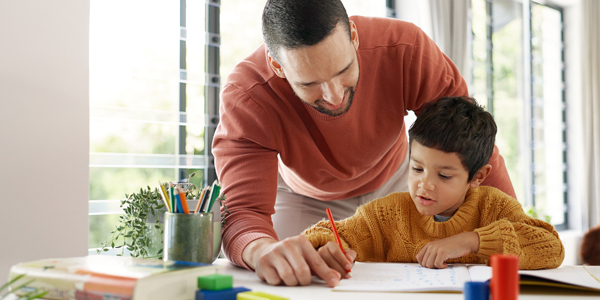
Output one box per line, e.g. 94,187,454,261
157,180,223,214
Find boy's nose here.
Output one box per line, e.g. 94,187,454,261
419,180,434,191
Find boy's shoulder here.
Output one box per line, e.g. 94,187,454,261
469,186,522,208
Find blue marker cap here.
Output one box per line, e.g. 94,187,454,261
464,281,490,300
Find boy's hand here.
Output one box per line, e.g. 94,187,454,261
317,241,357,279
416,232,479,269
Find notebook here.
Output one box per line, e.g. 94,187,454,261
332,262,600,293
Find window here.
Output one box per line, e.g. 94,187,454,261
89,0,220,252
471,0,567,229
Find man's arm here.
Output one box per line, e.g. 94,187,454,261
213,84,343,287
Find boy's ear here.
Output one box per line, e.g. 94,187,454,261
469,164,492,189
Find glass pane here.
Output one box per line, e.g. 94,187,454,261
90,0,207,250
471,0,489,108
220,1,266,84
90,168,177,200
342,0,387,17
90,1,180,110
491,0,525,203
531,3,565,225
89,214,122,249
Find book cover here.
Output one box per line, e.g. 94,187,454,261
332,262,600,293
8,256,221,300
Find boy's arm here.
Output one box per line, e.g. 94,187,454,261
301,203,386,262
474,197,565,269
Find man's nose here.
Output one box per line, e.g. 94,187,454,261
321,80,344,105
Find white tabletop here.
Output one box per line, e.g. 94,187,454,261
213,259,600,300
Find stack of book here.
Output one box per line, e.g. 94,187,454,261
8,256,221,300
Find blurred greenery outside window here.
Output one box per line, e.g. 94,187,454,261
471,0,567,228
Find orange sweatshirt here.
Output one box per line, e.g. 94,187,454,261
213,16,516,269
302,187,564,270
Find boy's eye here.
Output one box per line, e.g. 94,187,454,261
412,167,423,172
439,174,452,179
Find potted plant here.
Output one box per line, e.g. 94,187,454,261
97,173,229,259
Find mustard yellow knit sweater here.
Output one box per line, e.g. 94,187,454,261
302,186,564,270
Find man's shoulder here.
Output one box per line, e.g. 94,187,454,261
350,15,423,49
223,44,278,94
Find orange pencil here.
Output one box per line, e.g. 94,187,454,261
326,208,352,274
178,186,190,214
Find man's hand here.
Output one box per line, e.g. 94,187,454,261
416,232,479,269
316,241,356,279
242,235,343,287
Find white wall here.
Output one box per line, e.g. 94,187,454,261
0,0,90,278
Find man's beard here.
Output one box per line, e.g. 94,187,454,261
309,87,355,117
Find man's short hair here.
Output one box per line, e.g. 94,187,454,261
262,0,350,62
408,96,497,182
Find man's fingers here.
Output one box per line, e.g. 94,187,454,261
299,237,341,287
255,256,283,286
279,237,313,286
254,237,309,286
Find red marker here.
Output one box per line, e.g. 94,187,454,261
326,208,352,274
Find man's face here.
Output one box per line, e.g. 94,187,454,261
408,141,473,218
269,21,360,117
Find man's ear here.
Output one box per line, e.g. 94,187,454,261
469,164,492,189
267,51,286,78
349,20,359,50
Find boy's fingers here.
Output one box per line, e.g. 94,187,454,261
319,243,349,277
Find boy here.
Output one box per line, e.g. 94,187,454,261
302,96,564,278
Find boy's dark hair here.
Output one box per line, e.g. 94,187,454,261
408,96,497,182
262,0,350,62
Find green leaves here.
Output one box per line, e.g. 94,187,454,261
97,186,166,259
0,274,48,300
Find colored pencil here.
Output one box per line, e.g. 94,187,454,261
326,208,352,273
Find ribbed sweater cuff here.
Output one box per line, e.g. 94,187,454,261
474,225,503,260
229,232,276,271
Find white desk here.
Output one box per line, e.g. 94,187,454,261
213,259,600,300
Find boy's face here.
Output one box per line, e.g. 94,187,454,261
408,141,472,217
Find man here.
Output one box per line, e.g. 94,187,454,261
212,0,516,287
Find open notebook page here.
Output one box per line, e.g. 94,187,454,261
333,262,472,292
